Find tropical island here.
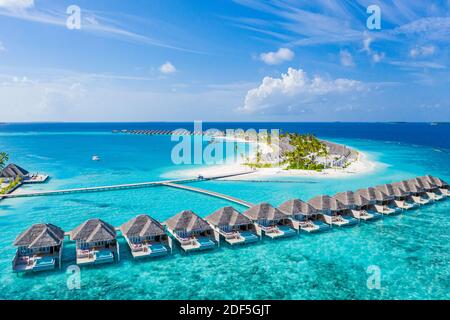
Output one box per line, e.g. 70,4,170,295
244,133,358,171
166,131,375,179
0,152,49,197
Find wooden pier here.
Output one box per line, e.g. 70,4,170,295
0,171,255,202
163,182,254,208
114,129,225,136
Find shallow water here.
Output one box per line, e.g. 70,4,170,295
0,123,449,300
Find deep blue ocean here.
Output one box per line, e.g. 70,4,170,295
0,122,449,300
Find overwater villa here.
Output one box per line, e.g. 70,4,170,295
243,203,297,239
278,199,330,232
69,218,119,265
332,191,381,221
164,210,217,252
391,182,418,210
418,176,445,201
372,185,400,214
406,178,432,205
120,214,171,259
12,223,65,273
308,195,358,226
205,206,259,245
427,176,449,197
0,163,48,184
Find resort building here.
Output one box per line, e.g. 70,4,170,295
120,214,171,259
0,163,48,184
372,185,400,214
332,191,380,221
164,210,217,252
243,203,297,238
69,218,119,265
278,199,330,232
12,223,65,273
406,178,432,205
427,176,449,197
205,206,259,245
417,176,445,201
391,182,418,210
308,195,358,226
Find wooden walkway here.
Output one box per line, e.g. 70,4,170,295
162,182,254,208
0,171,255,202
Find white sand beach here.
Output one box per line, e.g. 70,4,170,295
164,140,381,180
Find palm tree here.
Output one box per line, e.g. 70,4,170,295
0,152,8,170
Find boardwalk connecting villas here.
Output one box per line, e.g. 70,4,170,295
0,171,255,208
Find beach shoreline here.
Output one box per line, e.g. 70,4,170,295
163,146,381,180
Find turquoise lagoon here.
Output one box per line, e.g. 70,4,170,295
0,123,449,300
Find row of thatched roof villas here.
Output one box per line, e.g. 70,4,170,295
12,175,448,273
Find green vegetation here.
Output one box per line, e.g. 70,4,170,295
0,176,22,195
243,163,274,168
0,152,8,170
282,133,328,171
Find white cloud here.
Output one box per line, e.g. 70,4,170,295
362,35,385,63
0,5,204,54
410,45,436,58
159,61,177,74
240,67,365,114
260,48,294,65
0,41,5,52
372,52,385,63
340,49,355,67
0,0,34,10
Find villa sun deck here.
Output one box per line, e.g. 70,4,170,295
308,195,358,227
120,214,171,259
164,210,217,252
278,199,330,233
206,207,260,246
243,203,297,239
70,218,119,266
76,246,117,265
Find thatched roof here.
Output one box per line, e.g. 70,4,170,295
164,210,212,233
428,176,448,188
70,218,116,242
353,193,370,207
355,188,377,202
1,163,29,178
391,182,410,197
417,176,436,190
404,179,422,193
205,206,252,227
332,191,356,206
14,223,64,248
407,178,425,192
243,203,287,221
278,199,318,216
120,214,165,238
375,185,395,200
308,195,346,211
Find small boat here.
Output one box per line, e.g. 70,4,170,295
92,155,100,161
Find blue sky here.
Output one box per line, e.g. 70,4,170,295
0,0,449,122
